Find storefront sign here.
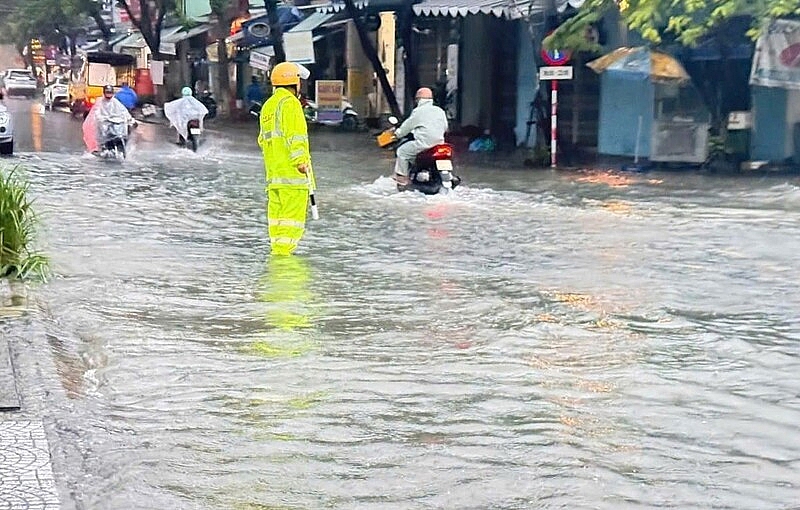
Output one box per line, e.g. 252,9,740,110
751,18,800,90
315,80,343,123
249,48,272,71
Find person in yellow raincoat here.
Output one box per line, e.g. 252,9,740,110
258,62,316,256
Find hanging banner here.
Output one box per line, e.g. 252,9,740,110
150,60,164,85
445,43,458,119
751,18,800,90
395,47,405,113
315,80,343,123
284,31,315,64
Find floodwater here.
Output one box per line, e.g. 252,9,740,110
2,98,799,509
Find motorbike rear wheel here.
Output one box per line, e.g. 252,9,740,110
188,134,197,152
341,115,358,132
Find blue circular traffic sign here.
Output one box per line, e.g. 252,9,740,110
542,47,571,66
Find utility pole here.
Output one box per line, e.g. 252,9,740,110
342,0,402,118
264,0,286,62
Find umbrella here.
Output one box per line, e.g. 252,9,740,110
586,46,690,83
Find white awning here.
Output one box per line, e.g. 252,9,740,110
410,0,584,18
288,12,335,32
113,32,147,52
161,24,211,44
316,0,369,13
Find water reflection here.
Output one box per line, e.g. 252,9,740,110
30,103,43,152
249,256,316,357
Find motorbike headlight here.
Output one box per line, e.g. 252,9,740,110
0,113,8,124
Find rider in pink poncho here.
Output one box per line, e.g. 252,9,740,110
82,85,134,153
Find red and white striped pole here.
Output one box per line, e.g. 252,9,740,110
551,79,558,168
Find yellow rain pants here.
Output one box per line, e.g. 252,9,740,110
258,87,313,256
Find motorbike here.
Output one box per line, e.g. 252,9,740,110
377,116,461,195
97,120,129,160
198,91,217,119
301,96,359,131
179,119,203,152
248,100,262,119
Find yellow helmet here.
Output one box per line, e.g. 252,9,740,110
271,62,301,87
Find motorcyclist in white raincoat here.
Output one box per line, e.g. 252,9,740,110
393,87,449,185
83,84,134,153
163,87,209,145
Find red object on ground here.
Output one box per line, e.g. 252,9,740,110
135,69,154,96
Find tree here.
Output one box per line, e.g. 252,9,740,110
209,0,235,116
264,0,286,63
67,0,113,41
545,0,800,51
0,0,113,57
0,0,80,53
118,0,177,59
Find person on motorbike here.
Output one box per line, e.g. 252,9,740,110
392,87,449,185
247,76,266,106
163,86,209,146
83,84,134,154
115,82,138,111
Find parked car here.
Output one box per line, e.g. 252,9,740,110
0,103,14,155
43,77,69,109
3,69,37,98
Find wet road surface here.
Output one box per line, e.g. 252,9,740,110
1,97,799,509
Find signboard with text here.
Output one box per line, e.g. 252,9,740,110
538,66,573,80
315,80,344,123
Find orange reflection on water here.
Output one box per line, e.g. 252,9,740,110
600,200,633,215
572,169,635,188
30,103,43,152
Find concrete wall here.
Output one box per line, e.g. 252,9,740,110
460,15,491,128
514,22,537,147
751,86,787,161
345,21,373,118
751,85,800,162
597,73,654,157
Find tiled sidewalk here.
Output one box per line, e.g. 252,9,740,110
0,420,60,510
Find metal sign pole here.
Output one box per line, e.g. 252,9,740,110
551,79,557,168
540,40,571,170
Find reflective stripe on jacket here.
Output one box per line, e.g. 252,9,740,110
258,87,310,189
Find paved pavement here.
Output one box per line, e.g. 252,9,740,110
0,420,60,510
1,340,60,509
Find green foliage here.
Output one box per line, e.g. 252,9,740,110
524,144,552,168
545,0,800,51
209,0,232,15
0,0,113,49
118,0,178,57
0,166,48,281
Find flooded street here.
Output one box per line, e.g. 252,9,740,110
2,97,799,509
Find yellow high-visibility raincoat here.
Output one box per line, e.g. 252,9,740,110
258,87,316,255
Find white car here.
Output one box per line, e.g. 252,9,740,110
0,104,14,155
3,69,37,98
43,77,69,109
